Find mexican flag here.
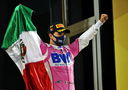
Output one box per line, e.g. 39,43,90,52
1,4,52,90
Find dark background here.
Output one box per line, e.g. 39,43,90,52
99,0,116,90
0,0,116,90
67,0,94,25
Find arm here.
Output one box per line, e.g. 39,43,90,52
78,14,108,51
68,14,108,57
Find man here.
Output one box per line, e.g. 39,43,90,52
1,4,108,90
40,14,108,90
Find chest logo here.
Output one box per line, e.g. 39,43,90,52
51,52,72,63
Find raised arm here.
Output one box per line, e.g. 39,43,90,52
66,14,107,55
78,14,108,51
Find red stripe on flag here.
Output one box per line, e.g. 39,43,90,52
23,60,53,90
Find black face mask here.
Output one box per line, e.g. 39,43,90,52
52,34,66,46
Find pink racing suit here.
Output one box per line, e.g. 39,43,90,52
40,20,103,90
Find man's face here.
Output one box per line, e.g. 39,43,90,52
49,32,65,41
52,32,65,41
53,32,65,37
49,32,66,45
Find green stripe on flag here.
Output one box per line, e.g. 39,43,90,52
1,4,37,49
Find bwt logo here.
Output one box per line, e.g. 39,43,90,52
51,52,72,63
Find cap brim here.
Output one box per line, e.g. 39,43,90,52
57,29,70,33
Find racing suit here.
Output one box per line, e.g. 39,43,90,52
40,20,103,90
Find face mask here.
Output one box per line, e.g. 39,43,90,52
52,34,66,46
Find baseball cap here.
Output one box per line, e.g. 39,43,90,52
49,23,70,34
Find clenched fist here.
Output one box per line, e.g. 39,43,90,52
100,14,108,23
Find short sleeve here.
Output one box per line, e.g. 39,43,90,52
68,39,79,58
